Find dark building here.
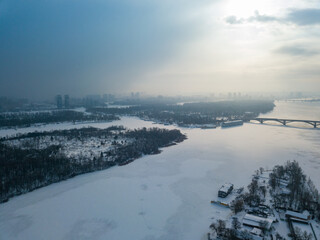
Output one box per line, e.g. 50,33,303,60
218,183,233,198
64,95,70,108
221,120,243,128
56,95,63,109
85,94,101,107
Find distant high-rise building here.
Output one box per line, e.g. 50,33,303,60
85,94,101,107
103,94,115,102
64,95,70,108
131,92,140,99
56,95,63,109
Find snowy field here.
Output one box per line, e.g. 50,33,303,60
0,116,152,138
1,102,320,240
3,130,132,160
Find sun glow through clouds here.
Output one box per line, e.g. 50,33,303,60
224,0,278,18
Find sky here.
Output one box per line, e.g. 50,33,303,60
0,0,320,100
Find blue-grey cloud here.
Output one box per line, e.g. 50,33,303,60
275,46,319,56
225,8,320,26
287,8,320,26
225,15,243,24
248,11,279,23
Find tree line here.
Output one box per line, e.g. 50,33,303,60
0,110,119,128
269,161,320,218
88,100,275,126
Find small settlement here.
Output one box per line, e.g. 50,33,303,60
208,161,320,240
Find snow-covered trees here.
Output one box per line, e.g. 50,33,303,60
88,100,275,127
210,220,227,238
269,161,320,218
0,110,119,128
0,126,186,203
232,217,241,230
230,197,244,214
294,227,313,240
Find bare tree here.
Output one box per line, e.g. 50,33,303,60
232,217,241,230
248,179,259,196
210,220,226,238
231,198,244,214
259,167,264,174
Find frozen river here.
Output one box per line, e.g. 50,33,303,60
1,101,320,240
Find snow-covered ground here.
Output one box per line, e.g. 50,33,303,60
0,116,154,138
4,133,132,160
292,222,314,239
312,220,320,237
0,102,320,240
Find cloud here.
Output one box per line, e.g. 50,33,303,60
287,8,320,26
225,15,243,24
225,10,280,25
225,8,320,26
248,11,279,23
275,46,319,56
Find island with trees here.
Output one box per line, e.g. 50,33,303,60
0,126,186,203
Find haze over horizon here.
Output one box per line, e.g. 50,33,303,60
1,0,320,100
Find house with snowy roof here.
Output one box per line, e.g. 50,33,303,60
285,210,310,223
218,183,233,198
242,214,273,231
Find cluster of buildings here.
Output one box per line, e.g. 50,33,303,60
55,94,69,109
211,180,319,240
55,93,117,109
235,204,316,240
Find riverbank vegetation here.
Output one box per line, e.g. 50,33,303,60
89,100,275,126
0,110,119,128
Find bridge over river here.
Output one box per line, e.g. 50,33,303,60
252,118,320,128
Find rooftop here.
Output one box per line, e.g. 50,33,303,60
285,210,309,221
250,227,262,236
219,183,233,193
242,214,273,230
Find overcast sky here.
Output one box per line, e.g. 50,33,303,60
1,0,320,99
